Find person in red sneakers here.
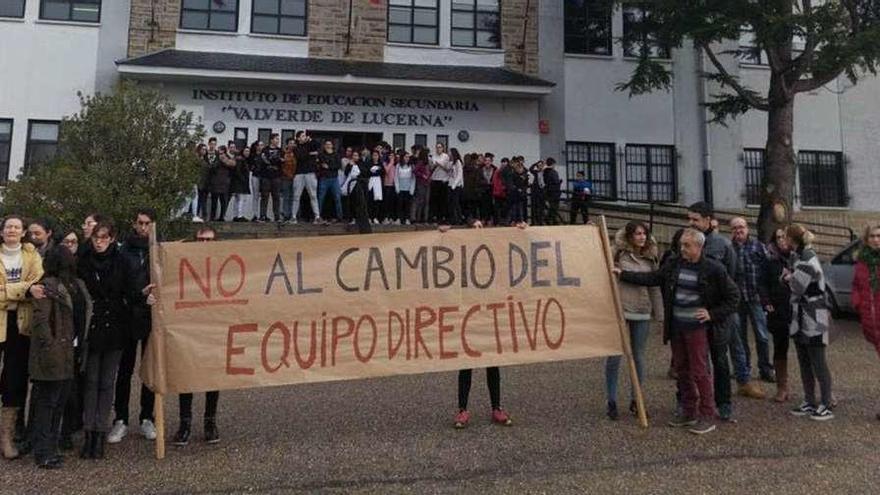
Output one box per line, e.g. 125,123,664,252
439,219,516,428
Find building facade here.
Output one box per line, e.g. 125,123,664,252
1,0,878,219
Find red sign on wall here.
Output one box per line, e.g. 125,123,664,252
539,120,550,134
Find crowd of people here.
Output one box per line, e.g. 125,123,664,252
0,211,220,469
0,200,877,469
189,132,594,227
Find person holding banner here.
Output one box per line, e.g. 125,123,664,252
617,228,740,435
606,222,663,420
146,226,222,446
77,220,143,459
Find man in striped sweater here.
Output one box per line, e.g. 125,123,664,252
618,228,740,434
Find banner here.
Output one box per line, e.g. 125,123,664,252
143,225,627,394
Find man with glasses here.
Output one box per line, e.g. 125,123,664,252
146,227,221,446
108,208,158,444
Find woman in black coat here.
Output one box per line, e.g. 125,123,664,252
766,228,793,402
76,220,141,459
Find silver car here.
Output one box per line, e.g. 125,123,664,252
822,239,862,315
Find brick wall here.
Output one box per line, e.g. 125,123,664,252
308,0,386,61
127,0,179,58
502,0,539,75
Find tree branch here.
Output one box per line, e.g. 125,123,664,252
699,42,771,111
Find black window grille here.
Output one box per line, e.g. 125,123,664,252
414,134,427,148
564,142,617,199
744,148,765,205
0,119,11,183
798,150,847,207
451,0,501,49
1,0,25,18
40,0,101,22
392,133,406,151
622,3,670,59
233,127,249,151
257,128,273,145
281,129,296,146
624,144,676,202
388,0,439,45
564,0,612,56
436,134,449,149
180,0,239,32
251,0,306,36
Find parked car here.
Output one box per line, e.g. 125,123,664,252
822,239,862,316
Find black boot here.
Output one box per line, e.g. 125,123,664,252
606,401,619,421
204,418,220,444
172,421,191,447
80,431,93,459
93,432,105,459
60,433,74,452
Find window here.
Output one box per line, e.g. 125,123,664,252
414,134,427,148
40,0,101,22
622,4,670,59
798,150,847,207
388,0,439,45
180,0,239,32
743,148,765,205
257,128,272,145
0,0,25,18
451,0,501,48
25,120,60,173
0,120,12,183
564,0,612,56
739,29,764,65
251,0,306,36
624,144,676,202
436,134,449,149
392,133,406,151
565,142,617,199
281,129,296,146
233,127,249,151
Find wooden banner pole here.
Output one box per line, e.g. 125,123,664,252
148,222,167,459
154,393,165,460
598,216,649,428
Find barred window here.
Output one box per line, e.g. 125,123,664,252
622,4,670,59
436,134,449,149
624,144,676,202
743,148,765,205
25,120,60,173
40,0,101,22
180,0,239,32
565,142,617,199
281,129,296,146
451,0,501,49
564,0,612,56
414,134,428,148
388,0,439,45
1,0,25,18
392,133,406,151
251,0,306,36
798,150,847,207
233,127,249,152
257,128,272,145
0,119,12,183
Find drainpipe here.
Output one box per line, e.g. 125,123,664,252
696,44,713,204
345,0,354,56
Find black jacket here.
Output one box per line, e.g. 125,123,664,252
543,167,562,198
765,249,793,330
620,254,740,343
259,146,284,179
316,151,341,180
77,243,141,352
121,235,151,342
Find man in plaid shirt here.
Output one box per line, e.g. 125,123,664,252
730,217,774,382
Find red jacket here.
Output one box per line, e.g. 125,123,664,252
852,259,880,356
491,166,507,199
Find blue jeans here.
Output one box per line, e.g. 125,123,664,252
317,177,343,219
728,313,751,384
605,319,650,403
280,178,294,219
739,301,773,376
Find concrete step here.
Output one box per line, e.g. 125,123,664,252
169,220,442,240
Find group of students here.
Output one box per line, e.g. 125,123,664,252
190,134,595,227
609,202,880,434
0,211,220,470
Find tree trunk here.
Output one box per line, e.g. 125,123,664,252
757,77,796,243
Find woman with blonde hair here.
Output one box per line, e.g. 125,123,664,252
785,224,834,421
606,221,663,419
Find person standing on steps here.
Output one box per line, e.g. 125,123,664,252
729,217,775,383
146,226,221,446
107,208,158,445
606,221,663,420
292,131,322,225
0,215,44,460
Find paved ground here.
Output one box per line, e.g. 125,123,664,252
1,319,879,494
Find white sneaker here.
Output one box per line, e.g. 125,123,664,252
393,219,401,225
313,217,323,225
192,216,204,223
107,420,128,444
140,419,158,441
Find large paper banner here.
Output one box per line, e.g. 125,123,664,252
143,225,626,394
